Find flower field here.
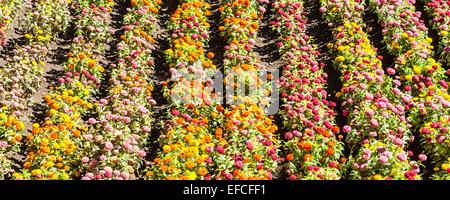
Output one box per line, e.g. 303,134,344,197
0,0,448,180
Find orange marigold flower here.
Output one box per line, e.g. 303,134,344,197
185,160,195,169
207,52,214,59
326,148,334,156
332,126,340,133
304,141,312,151
286,154,294,161
254,154,262,161
73,130,81,137
198,167,208,176
304,154,313,162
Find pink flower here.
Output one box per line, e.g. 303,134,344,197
379,156,388,164
436,135,445,143
343,125,352,133
0,141,8,149
365,109,375,118
290,175,297,180
365,93,374,101
369,119,379,128
284,132,293,140
141,126,150,133
258,6,266,13
88,118,97,124
397,153,407,162
329,161,336,167
82,157,89,163
271,154,278,161
319,7,326,13
123,143,131,151
317,174,324,179
205,146,213,153
105,141,113,151
121,172,129,179
216,146,225,154
225,174,233,180
235,161,243,169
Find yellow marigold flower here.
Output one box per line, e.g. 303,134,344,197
163,145,171,153
392,42,399,48
335,56,345,62
405,75,412,81
442,164,449,170
373,174,383,180
413,66,421,74
146,171,154,176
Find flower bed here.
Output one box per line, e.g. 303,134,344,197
369,0,449,180
147,0,225,180
321,0,421,180
215,0,280,180
79,0,160,180
14,0,114,180
0,0,70,178
271,0,345,180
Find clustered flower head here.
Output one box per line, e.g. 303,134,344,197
369,0,449,180
321,0,422,180
14,0,114,180
271,0,345,180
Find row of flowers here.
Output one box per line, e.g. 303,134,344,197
271,0,345,180
369,0,449,180
148,0,225,180
0,0,22,46
0,0,70,178
424,0,450,65
79,0,161,180
13,0,114,180
217,0,280,180
321,0,422,180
